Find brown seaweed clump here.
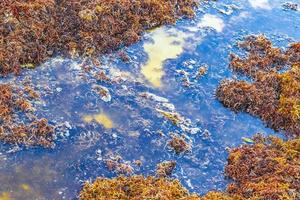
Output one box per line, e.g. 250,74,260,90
200,192,240,200
225,135,300,200
0,84,54,147
217,35,300,136
80,175,200,200
79,135,300,200
0,0,197,76
156,160,176,177
105,159,134,175
197,135,300,200
168,134,191,154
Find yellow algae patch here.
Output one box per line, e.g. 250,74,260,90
20,184,31,192
0,192,10,200
141,28,186,88
94,114,114,129
82,113,114,129
82,115,94,123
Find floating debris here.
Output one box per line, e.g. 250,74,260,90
94,71,111,83
156,109,200,134
168,134,191,154
139,92,175,112
104,154,133,175
92,85,111,102
139,92,169,104
133,160,142,167
241,137,254,144
217,35,300,136
105,160,134,175
282,2,298,11
156,160,176,177
137,91,200,133
158,109,182,125
80,176,200,200
196,66,208,78
118,51,131,63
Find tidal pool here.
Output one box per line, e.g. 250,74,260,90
0,0,299,199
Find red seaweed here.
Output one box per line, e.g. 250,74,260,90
217,35,300,136
0,0,198,76
0,84,54,147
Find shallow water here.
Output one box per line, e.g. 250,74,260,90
0,0,299,199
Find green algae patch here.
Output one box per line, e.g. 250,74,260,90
217,35,300,136
0,84,54,147
79,175,200,200
0,0,198,76
225,135,300,199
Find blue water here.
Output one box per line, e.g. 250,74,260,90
0,0,299,199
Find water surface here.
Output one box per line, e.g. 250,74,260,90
0,0,299,199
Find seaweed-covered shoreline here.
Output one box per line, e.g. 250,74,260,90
0,0,197,76
0,0,197,146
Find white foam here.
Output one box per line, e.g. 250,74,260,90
199,14,225,33
249,0,271,10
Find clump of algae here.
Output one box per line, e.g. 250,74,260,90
0,192,10,200
80,175,200,200
168,134,191,154
82,112,114,129
156,160,176,177
104,153,134,175
0,84,54,147
0,0,198,76
217,35,300,136
199,135,300,200
200,192,239,200
79,135,300,200
225,135,300,200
